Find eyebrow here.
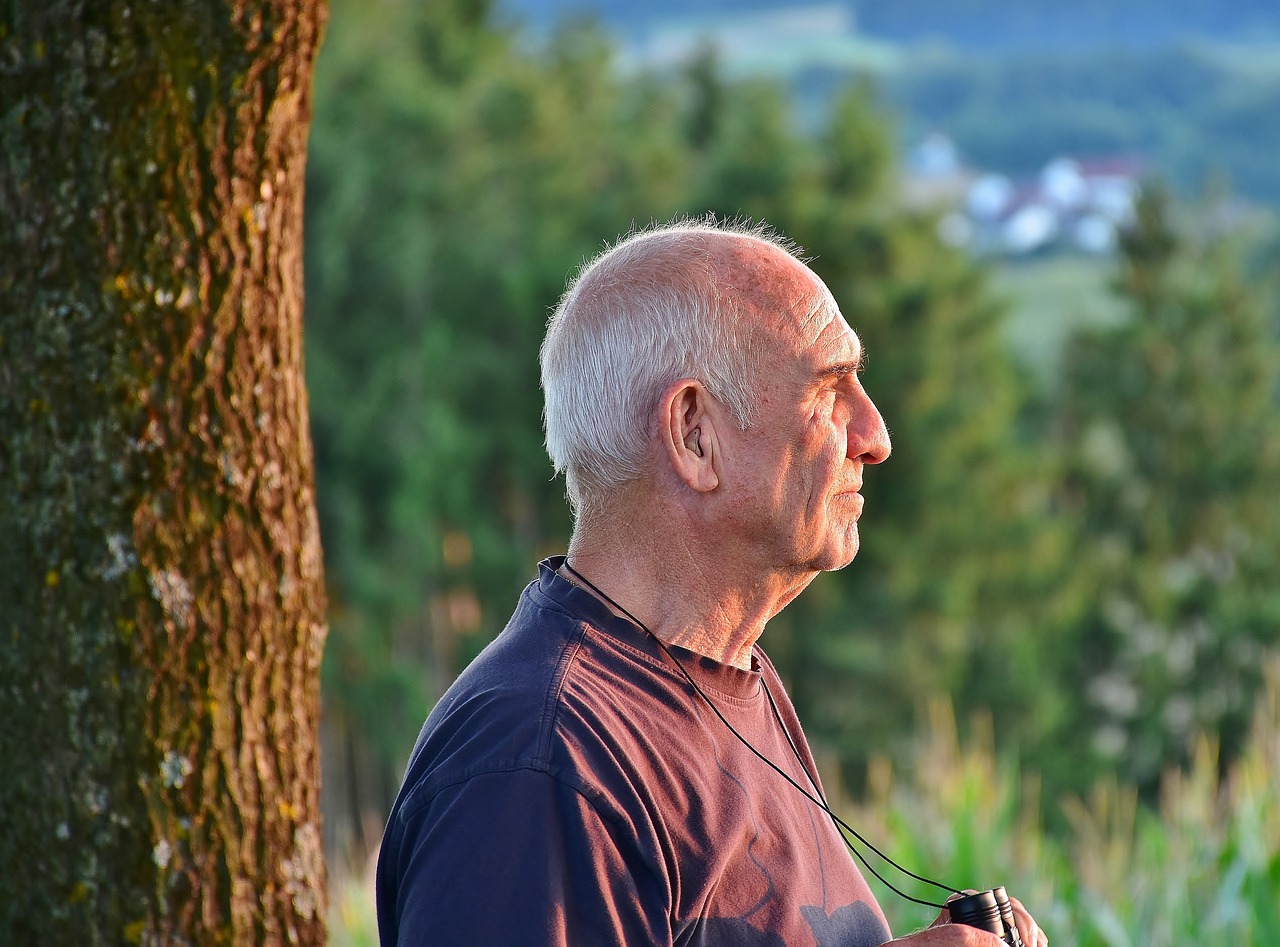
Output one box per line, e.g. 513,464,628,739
818,353,866,380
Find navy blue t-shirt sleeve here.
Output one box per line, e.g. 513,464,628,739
384,767,671,946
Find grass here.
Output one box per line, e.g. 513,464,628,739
328,857,378,947
329,661,1280,945
846,663,1280,945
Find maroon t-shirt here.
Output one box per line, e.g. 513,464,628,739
377,557,893,946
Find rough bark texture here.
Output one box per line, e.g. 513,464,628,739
0,2,329,943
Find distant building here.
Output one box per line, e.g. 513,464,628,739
902,133,975,210
902,138,1144,256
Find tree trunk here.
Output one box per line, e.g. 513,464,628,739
0,2,329,943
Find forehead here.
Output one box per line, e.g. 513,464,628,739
720,236,863,372
753,251,861,368
796,287,859,356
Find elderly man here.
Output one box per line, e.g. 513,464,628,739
376,220,1046,946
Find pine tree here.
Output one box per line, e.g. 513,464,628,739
1055,186,1280,791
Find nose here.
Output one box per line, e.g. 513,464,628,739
848,390,891,465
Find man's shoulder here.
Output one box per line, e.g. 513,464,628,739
391,578,685,817
403,586,584,775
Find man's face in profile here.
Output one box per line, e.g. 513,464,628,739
715,261,891,577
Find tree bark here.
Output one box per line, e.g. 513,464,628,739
0,2,329,943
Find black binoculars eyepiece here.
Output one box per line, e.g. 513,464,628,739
946,886,1024,947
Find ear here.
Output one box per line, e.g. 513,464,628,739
661,380,720,493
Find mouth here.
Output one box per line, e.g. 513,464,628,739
835,490,865,517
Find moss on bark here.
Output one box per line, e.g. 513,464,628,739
1,3,329,943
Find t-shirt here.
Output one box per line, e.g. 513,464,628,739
376,557,893,947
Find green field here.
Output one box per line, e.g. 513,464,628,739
993,255,1130,382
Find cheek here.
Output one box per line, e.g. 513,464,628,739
796,426,844,503
803,421,845,470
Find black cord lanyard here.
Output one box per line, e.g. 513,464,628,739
561,561,959,908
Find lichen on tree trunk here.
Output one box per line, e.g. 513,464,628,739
0,2,330,944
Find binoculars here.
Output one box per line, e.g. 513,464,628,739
947,886,1024,946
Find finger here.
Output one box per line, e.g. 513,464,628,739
1006,896,1046,947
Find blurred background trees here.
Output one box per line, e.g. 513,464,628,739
1053,187,1280,794
303,0,1280,889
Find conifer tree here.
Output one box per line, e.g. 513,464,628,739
1056,186,1280,790
305,0,1086,833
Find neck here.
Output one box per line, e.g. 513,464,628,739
563,512,815,671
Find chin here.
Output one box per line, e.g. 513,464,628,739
819,551,859,573
807,535,861,574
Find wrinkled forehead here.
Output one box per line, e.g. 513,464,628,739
722,238,842,348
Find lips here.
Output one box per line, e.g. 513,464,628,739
834,489,865,517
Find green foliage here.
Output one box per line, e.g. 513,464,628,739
848,664,1280,945
306,0,1280,862
724,86,1076,790
1052,185,1280,792
994,256,1129,382
308,0,701,800
307,0,1043,802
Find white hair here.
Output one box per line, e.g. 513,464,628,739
540,217,802,518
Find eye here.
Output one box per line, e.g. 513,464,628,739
828,368,859,392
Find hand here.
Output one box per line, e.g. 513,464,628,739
885,920,1006,946
1003,894,1048,947
886,895,1048,947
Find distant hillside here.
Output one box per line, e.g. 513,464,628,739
854,0,1280,50
502,0,1280,50
496,0,1280,205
